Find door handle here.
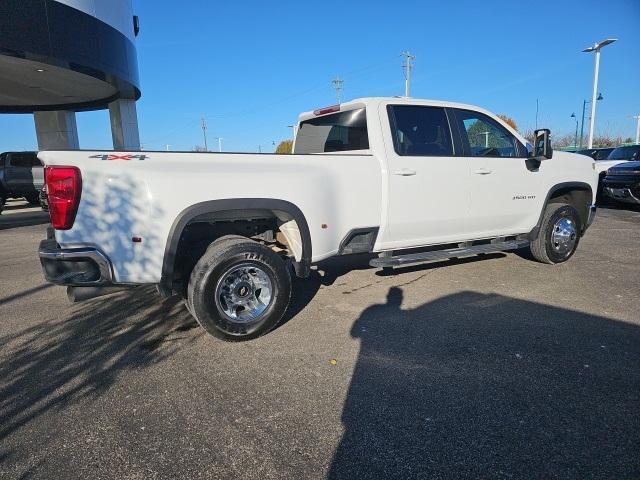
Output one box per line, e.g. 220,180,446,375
474,168,492,175
392,169,417,176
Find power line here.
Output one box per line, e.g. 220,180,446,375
143,55,403,147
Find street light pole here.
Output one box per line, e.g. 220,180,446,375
571,113,578,148
633,115,640,144
287,124,298,142
579,94,602,148
579,100,588,148
587,48,601,148
582,38,617,148
481,131,490,148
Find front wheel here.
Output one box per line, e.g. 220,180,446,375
187,236,291,341
529,203,581,264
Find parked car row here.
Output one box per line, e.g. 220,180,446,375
575,145,640,205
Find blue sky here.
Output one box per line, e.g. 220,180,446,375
2,0,639,152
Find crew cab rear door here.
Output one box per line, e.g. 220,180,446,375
379,104,472,249
450,108,540,236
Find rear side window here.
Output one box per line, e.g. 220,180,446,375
8,152,38,168
388,105,454,156
295,108,369,154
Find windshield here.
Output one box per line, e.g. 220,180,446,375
295,108,369,154
607,146,640,160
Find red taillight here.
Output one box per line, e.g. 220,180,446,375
45,166,82,230
313,104,340,116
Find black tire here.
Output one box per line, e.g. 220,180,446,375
25,194,40,205
529,203,581,264
182,234,248,317
187,236,291,341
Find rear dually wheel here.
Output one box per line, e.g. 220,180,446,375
187,236,291,341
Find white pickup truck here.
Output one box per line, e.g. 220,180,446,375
39,97,598,340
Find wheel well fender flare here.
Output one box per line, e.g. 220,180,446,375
160,198,312,293
528,182,593,239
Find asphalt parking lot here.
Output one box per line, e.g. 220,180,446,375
1,199,639,480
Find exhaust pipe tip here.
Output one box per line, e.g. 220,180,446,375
67,285,132,303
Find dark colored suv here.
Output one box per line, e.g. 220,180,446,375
0,151,43,213
576,147,615,160
603,160,640,206
605,145,640,162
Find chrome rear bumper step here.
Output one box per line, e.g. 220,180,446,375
370,240,530,268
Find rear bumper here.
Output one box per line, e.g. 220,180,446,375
39,238,113,286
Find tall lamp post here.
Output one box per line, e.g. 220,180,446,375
570,113,578,148
582,38,617,148
632,115,640,144
579,93,603,148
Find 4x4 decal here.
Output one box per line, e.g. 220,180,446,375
89,154,147,161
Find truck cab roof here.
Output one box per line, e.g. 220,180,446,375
298,97,527,148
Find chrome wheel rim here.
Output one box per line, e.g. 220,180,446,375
214,263,273,323
551,217,577,255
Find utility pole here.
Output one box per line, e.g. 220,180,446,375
332,77,344,104
214,137,223,152
401,51,415,97
201,117,208,151
571,113,578,148
632,115,640,144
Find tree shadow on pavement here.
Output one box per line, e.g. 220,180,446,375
0,287,201,453
0,172,203,463
329,289,640,479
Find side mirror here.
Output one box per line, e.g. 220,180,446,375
532,128,553,160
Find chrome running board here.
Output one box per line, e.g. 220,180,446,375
370,240,530,268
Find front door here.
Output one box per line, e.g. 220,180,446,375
452,109,541,236
381,105,472,250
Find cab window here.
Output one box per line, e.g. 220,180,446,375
454,109,524,158
387,105,454,156
8,152,38,168
295,108,369,153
